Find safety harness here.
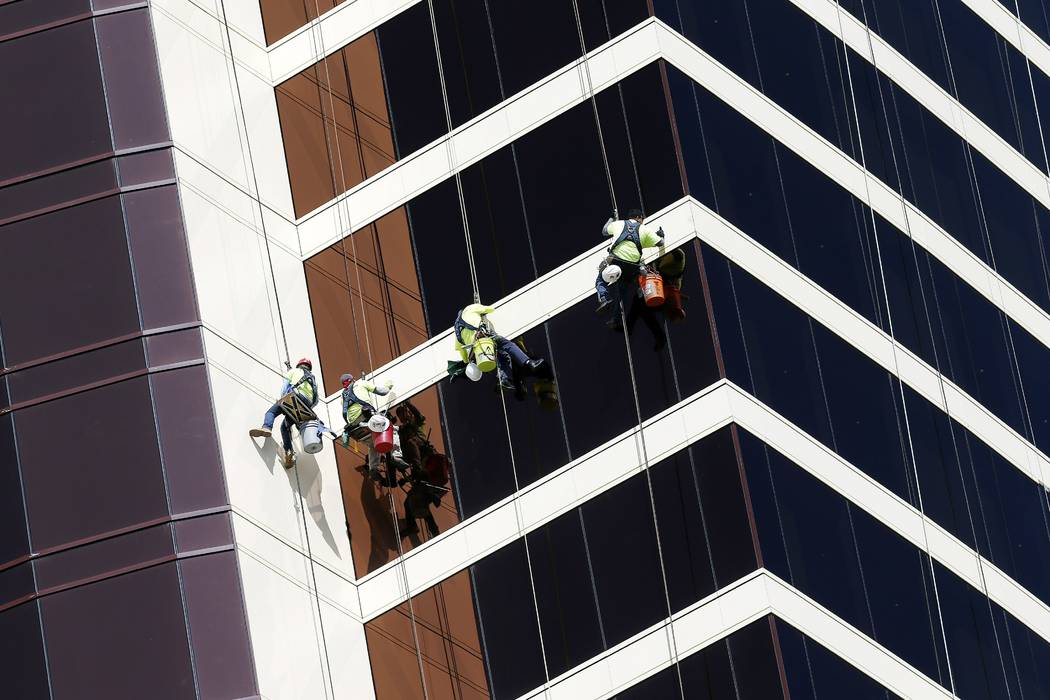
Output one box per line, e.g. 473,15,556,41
288,370,318,407
608,219,643,262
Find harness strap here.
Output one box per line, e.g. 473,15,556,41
608,219,643,260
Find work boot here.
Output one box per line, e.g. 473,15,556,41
249,426,272,439
596,299,614,314
282,451,296,469
525,358,546,376
498,372,516,392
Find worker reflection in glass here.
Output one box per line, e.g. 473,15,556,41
621,247,689,350
392,402,449,538
453,303,548,400
340,372,396,480
595,209,665,326
656,248,687,322
249,358,319,468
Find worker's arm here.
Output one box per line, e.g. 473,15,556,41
602,218,620,238
639,223,666,251
371,379,395,396
463,303,496,316
278,379,292,398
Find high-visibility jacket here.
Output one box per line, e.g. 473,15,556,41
454,303,495,364
284,368,317,406
343,379,390,425
603,218,664,263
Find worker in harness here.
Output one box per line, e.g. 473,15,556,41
249,358,319,468
339,372,397,480
595,209,665,324
452,303,547,399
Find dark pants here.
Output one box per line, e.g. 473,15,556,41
596,259,640,309
263,403,294,451
495,335,530,380
625,294,667,348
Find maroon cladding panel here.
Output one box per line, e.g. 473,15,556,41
0,158,117,224
0,415,30,566
33,522,174,593
94,9,170,149
145,328,205,368
174,512,233,554
116,148,175,187
0,602,52,699
5,336,146,407
0,561,35,609
0,0,92,41
0,195,140,367
0,18,111,183
180,552,260,700
124,186,200,330
151,366,227,514
41,563,196,699
16,377,169,552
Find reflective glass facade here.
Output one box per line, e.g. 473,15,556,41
8,0,1050,697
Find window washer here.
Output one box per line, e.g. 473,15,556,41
339,372,396,480
249,358,319,468
595,209,665,324
655,248,687,322
451,303,547,400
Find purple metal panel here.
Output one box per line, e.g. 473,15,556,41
34,522,174,593
180,552,260,700
146,328,204,368
0,602,52,699
41,562,195,699
151,366,227,514
174,513,233,554
0,196,140,367
17,377,169,553
94,10,170,150
124,186,200,330
0,19,111,184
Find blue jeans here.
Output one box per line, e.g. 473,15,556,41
496,336,530,380
263,403,294,451
595,259,640,309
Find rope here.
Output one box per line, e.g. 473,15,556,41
305,5,431,695
564,2,684,693
424,0,481,303
570,0,618,217
215,0,291,368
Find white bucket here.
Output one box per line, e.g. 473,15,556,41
300,420,324,454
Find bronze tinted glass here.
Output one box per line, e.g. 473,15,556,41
275,31,395,217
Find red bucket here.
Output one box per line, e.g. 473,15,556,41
372,425,395,453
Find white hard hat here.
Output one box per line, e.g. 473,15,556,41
601,264,622,285
368,414,390,433
465,362,482,382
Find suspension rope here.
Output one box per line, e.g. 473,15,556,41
564,4,684,695
834,1,973,692
215,0,291,368
425,0,481,303
570,0,618,217
307,5,430,696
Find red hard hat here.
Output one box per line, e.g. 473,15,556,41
296,358,312,370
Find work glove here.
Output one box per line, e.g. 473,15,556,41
382,378,394,390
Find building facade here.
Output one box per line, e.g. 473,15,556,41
3,0,1050,698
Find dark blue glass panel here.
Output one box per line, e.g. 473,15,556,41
740,427,951,687
776,619,904,699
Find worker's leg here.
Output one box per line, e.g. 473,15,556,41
250,403,283,437
367,437,381,475
279,417,294,453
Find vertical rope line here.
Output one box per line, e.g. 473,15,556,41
570,0,618,216
495,388,554,699
424,0,480,303
307,7,430,697
834,2,963,692
215,0,291,366
312,14,376,374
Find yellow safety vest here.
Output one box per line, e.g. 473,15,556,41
286,368,315,404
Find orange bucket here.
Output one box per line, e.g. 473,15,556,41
639,272,665,307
